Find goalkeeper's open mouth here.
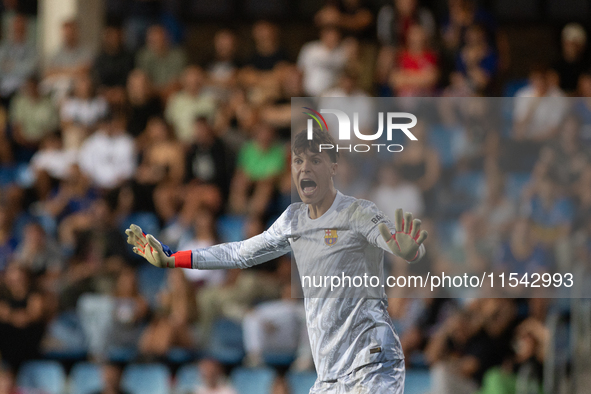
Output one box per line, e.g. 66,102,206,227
300,178,317,196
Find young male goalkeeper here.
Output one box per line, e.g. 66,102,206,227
126,129,428,393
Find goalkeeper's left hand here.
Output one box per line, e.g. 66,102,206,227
125,224,192,268
378,208,428,262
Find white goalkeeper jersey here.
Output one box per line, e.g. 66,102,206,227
192,191,421,381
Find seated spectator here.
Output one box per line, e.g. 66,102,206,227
125,69,163,138
370,165,425,220
91,362,130,394
493,218,552,276
553,23,588,94
9,76,59,151
0,264,45,370
297,27,349,96
60,73,109,133
0,14,37,105
426,299,517,394
78,112,136,190
29,132,78,186
377,0,436,48
394,121,440,214
478,319,547,394
194,358,237,394
165,66,216,143
242,284,310,369
388,24,438,97
43,19,95,101
523,175,573,247
207,29,240,88
136,25,187,99
229,123,286,216
244,21,289,72
314,0,374,40
455,24,497,94
93,24,135,105
0,363,25,394
14,222,63,281
138,269,197,358
108,267,149,352
130,116,184,221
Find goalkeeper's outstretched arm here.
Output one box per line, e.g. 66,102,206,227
126,213,291,270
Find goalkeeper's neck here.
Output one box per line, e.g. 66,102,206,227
307,186,337,220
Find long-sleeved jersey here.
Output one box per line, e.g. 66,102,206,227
191,191,424,381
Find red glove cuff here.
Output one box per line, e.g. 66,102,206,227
172,250,192,268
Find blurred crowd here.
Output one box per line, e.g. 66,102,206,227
0,0,590,393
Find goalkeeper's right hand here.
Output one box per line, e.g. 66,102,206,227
125,224,192,269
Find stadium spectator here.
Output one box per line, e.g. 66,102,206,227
0,14,37,105
165,66,216,143
139,269,197,358
29,132,78,187
125,69,163,138
0,363,25,394
371,165,425,220
91,362,130,394
377,0,436,48
193,358,237,394
136,25,187,99
78,112,136,190
108,267,149,352
455,24,497,94
426,299,517,394
207,29,240,88
0,207,16,273
14,222,62,280
60,73,109,133
93,24,135,105
229,122,285,216
245,20,289,72
553,23,588,94
388,24,438,96
297,27,349,96
129,116,184,227
0,264,45,370
493,218,552,276
124,0,163,51
242,284,310,368
314,0,374,40
9,76,59,152
394,121,441,215
43,19,95,101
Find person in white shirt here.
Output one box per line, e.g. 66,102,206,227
128,129,428,393
297,27,349,96
78,112,135,189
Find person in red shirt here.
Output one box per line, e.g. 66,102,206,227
389,24,438,96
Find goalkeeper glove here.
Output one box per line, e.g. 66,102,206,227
125,224,192,268
378,208,428,262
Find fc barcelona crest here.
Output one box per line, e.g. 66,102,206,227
324,229,338,246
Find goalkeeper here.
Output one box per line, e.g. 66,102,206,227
126,129,427,393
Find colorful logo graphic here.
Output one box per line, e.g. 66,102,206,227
324,229,338,246
303,107,328,133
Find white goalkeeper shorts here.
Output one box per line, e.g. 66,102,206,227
309,359,405,394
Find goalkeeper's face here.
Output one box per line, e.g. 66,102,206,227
291,149,337,205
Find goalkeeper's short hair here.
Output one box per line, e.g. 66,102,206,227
293,129,339,163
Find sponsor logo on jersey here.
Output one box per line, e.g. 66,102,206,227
324,229,338,246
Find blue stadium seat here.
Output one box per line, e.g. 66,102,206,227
263,352,296,367
405,368,431,394
122,363,171,394
216,215,246,243
287,371,317,394
230,367,276,394
505,172,531,201
17,361,66,394
70,362,103,394
208,319,245,365
43,311,87,360
174,363,201,394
